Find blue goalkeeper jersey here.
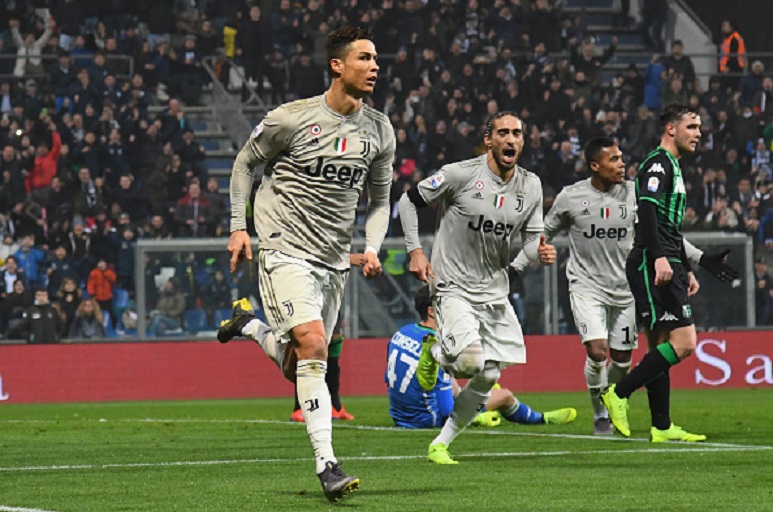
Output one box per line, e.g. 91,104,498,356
385,323,453,428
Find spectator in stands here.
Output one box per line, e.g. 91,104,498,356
9,287,61,344
266,45,289,105
703,194,739,232
149,277,185,337
237,5,271,103
176,35,206,106
68,298,105,340
203,177,227,236
174,181,211,237
0,145,26,202
14,234,45,290
754,257,773,325
46,244,76,296
55,275,81,336
290,50,326,100
718,20,746,89
9,15,52,78
70,68,101,115
114,226,136,293
663,40,697,91
739,60,765,108
50,52,77,113
270,0,300,57
72,168,104,219
640,0,668,53
0,279,30,338
87,258,116,326
0,254,25,298
570,36,617,88
109,174,147,222
157,99,191,146
25,116,61,193
643,53,664,112
175,129,207,183
752,138,772,183
753,75,773,124
0,236,20,269
145,214,172,239
203,268,231,318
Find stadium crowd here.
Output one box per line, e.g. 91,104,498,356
0,0,772,341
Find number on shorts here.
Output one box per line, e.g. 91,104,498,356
622,326,636,344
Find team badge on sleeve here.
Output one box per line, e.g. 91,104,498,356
647,176,660,192
251,121,264,138
430,174,445,189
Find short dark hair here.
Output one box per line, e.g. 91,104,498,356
660,103,698,132
584,137,617,171
325,26,372,79
484,110,521,138
414,285,433,321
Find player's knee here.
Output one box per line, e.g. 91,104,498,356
610,348,632,364
473,364,501,389
456,352,486,377
585,340,608,362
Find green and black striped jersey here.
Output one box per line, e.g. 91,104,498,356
632,146,686,260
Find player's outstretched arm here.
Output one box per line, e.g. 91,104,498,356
398,192,434,282
228,143,262,271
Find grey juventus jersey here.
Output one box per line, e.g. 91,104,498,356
546,179,636,306
241,94,394,270
418,155,544,304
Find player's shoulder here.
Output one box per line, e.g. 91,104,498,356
279,95,323,115
361,103,391,127
439,156,482,178
640,149,673,175
515,164,540,182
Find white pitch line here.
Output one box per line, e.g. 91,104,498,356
127,418,773,451
4,417,773,451
0,506,60,512
0,446,767,473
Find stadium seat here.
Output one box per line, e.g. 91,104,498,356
184,308,208,334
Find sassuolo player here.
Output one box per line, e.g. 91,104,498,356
602,104,737,441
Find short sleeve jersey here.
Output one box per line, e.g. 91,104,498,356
416,155,544,304
386,323,453,428
632,147,687,260
250,94,395,270
544,178,636,306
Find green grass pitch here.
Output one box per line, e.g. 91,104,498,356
1,388,772,511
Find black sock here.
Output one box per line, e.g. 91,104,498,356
293,384,301,411
326,356,341,410
615,343,679,399
646,371,671,430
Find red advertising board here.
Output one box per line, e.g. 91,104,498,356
0,332,770,404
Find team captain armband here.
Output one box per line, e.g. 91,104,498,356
407,186,428,208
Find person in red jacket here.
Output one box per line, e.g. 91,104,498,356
87,258,116,326
25,116,61,193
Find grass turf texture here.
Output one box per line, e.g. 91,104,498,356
1,389,771,511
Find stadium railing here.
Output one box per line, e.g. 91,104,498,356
134,233,753,339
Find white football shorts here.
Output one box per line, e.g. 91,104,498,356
569,292,638,350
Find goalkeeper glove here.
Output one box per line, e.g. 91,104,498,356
699,249,739,282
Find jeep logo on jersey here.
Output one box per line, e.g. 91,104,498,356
303,157,365,188
468,215,514,240
583,223,628,241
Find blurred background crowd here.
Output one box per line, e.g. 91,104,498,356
1,0,772,341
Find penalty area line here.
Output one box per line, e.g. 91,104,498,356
0,446,766,473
